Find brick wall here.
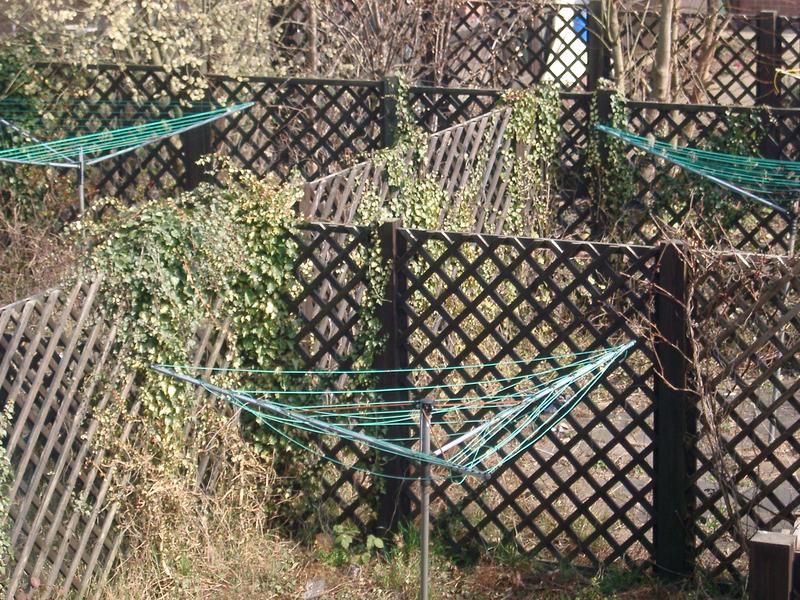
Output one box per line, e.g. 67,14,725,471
733,0,800,16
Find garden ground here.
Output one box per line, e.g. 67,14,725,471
96,521,738,600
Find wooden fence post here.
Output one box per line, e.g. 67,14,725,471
380,77,400,149
586,0,607,91
591,87,613,235
748,531,795,600
375,218,411,535
654,241,695,577
756,10,780,108
299,182,314,219
756,10,782,161
181,106,213,191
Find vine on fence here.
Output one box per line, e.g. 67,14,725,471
586,83,637,237
502,84,560,236
355,81,562,236
71,154,396,587
78,162,300,441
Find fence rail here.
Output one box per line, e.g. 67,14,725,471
2,221,798,597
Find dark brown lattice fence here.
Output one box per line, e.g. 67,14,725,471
780,16,800,107
304,88,800,253
612,100,800,253
2,221,800,597
216,2,800,106
7,64,800,254
394,229,659,566
689,251,800,579
19,64,387,208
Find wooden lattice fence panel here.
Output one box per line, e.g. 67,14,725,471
689,251,800,579
282,223,390,530
613,101,799,253
0,282,239,598
395,229,659,566
779,17,800,107
0,281,126,599
303,108,517,232
32,64,193,216
618,12,760,106
554,93,594,236
4,221,800,595
408,86,502,133
22,65,386,211
707,16,759,105
0,223,380,599
302,158,388,225
431,2,589,91
208,75,384,181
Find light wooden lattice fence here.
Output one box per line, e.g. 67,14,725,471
302,107,520,233
0,279,234,599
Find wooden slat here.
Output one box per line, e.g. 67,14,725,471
43,368,133,595
6,285,79,457
17,318,106,584
31,326,120,580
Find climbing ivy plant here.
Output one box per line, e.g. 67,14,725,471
75,161,313,534
355,80,562,237
586,82,637,237
502,84,561,237
79,161,300,442
77,155,398,545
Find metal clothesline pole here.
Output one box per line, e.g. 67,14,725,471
419,399,432,600
78,147,85,215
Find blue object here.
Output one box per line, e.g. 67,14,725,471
574,10,588,43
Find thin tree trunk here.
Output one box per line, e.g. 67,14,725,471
650,0,674,101
306,0,319,75
688,1,730,104
604,0,625,93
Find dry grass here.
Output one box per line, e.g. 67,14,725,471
85,401,732,600
0,171,78,306
80,409,730,600
96,525,732,600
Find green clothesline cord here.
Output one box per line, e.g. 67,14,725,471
0,102,252,166
223,353,605,398
263,382,538,423
156,349,619,413
238,387,537,437
600,124,800,170
597,124,800,216
0,100,219,117
229,357,612,477
153,341,633,479
158,345,623,377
